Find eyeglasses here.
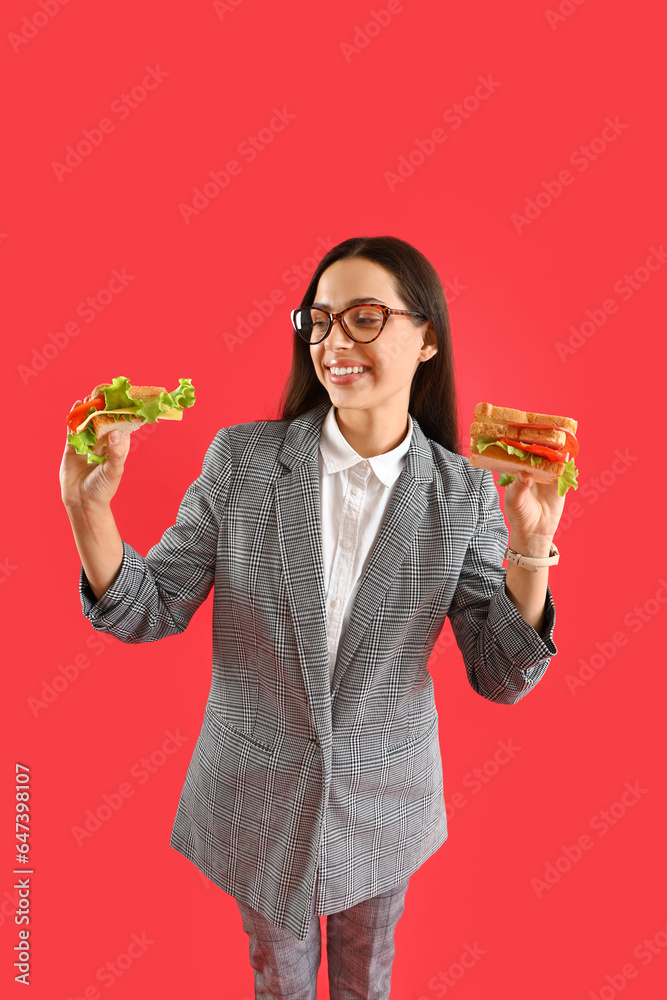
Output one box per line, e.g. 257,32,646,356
291,303,428,344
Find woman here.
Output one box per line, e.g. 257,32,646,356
60,236,565,1000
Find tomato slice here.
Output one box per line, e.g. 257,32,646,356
499,438,567,463
66,395,106,433
503,421,579,457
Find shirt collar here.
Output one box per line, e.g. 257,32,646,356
319,404,413,488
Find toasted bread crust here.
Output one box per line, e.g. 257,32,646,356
127,385,167,399
88,413,145,456
470,421,566,448
473,402,577,435
90,383,166,401
90,413,145,437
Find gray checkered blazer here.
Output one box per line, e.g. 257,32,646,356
80,399,557,941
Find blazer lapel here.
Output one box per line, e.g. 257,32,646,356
273,403,436,732
330,419,434,700
274,401,333,749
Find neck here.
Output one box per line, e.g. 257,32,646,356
334,404,410,458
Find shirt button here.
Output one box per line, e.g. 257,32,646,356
350,487,359,496
330,599,340,609
342,539,352,549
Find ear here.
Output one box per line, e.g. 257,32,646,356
418,321,438,363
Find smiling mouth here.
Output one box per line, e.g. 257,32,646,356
326,366,371,384
327,364,371,374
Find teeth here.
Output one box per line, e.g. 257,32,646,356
330,366,368,376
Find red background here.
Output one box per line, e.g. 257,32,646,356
2,1,666,997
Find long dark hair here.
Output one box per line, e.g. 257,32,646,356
274,235,460,454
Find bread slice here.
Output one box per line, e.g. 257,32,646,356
86,385,170,453
90,383,167,401
473,402,577,435
470,419,566,448
90,413,144,455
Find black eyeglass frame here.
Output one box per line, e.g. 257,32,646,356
290,303,429,344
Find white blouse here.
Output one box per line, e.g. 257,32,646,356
318,404,414,684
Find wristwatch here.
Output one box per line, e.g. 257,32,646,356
504,543,560,572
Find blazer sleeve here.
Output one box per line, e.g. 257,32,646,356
447,467,558,705
78,427,231,643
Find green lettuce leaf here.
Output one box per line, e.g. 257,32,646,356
66,425,106,465
558,458,579,497
67,377,196,463
474,437,580,495
102,375,136,411
101,376,196,421
493,460,580,496
475,436,544,466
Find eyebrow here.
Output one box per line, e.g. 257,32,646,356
311,296,388,310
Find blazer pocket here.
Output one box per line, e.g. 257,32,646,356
203,702,276,756
385,714,439,759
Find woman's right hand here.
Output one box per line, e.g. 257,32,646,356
60,397,131,511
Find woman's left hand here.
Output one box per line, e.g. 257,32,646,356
502,471,566,548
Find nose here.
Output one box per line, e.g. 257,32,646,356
326,316,353,349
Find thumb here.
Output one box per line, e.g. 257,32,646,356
509,469,533,495
105,430,131,474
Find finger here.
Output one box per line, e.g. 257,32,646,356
533,475,560,495
105,430,131,470
511,470,533,491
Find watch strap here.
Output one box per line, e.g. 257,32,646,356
504,543,560,572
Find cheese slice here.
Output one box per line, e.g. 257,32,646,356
74,406,183,434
